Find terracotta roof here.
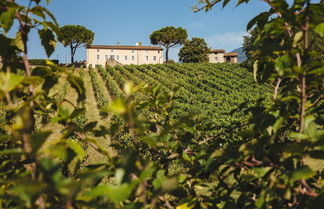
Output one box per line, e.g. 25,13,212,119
86,45,163,51
209,49,225,53
224,53,238,57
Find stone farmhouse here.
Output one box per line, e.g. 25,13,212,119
208,49,238,64
86,42,163,67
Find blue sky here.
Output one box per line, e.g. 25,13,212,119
25,0,270,62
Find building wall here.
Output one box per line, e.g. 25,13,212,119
208,52,225,63
224,56,238,64
87,48,163,66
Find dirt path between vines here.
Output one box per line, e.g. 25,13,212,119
84,69,113,164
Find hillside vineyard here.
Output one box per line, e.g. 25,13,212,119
88,63,272,141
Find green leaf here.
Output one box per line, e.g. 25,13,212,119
247,12,269,31
14,31,24,51
39,6,59,25
176,203,195,209
67,75,86,102
84,184,131,204
290,132,309,140
314,23,324,37
251,167,272,178
9,178,47,208
83,121,97,132
275,55,292,76
30,131,51,154
141,135,157,147
123,81,135,96
255,191,265,208
108,98,127,114
23,76,44,87
70,108,85,119
293,31,303,45
222,0,231,8
308,66,324,75
84,137,110,158
291,166,315,182
153,169,167,191
30,6,46,19
43,21,61,36
66,139,86,160
0,72,24,93
31,66,52,77
138,163,155,181
182,151,191,162
0,8,15,33
236,0,249,7
38,29,56,57
272,116,284,133
51,107,70,123
178,174,187,183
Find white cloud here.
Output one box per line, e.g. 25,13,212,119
206,31,247,51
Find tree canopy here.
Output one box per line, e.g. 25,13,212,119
59,25,94,63
178,37,209,63
150,26,187,62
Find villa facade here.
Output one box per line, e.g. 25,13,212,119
208,49,238,64
86,43,163,66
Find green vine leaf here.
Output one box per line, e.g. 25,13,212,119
14,31,24,51
291,166,315,182
314,23,324,37
0,8,16,33
0,72,24,93
38,29,56,57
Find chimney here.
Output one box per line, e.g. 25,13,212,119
136,42,142,46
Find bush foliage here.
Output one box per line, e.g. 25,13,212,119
0,0,323,208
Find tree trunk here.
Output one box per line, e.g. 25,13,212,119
70,43,74,64
165,47,169,62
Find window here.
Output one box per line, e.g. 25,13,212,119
116,55,119,60
153,56,156,61
111,55,115,60
158,50,160,54
111,49,114,53
105,55,108,59
215,57,218,61
97,49,100,52
132,50,135,53
146,56,149,61
125,56,127,61
132,56,135,61
146,50,148,54
97,55,100,60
